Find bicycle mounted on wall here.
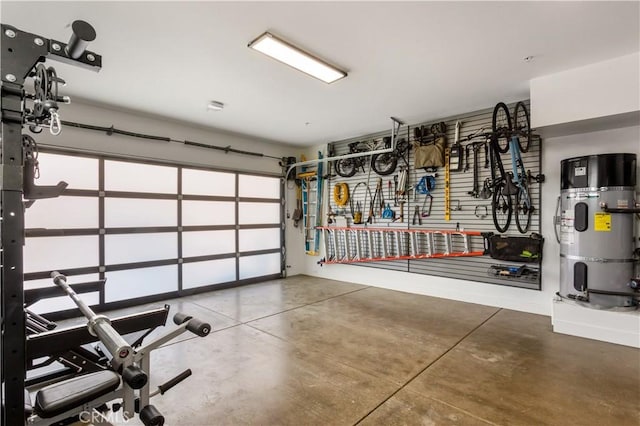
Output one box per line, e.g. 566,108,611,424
484,102,545,234
334,128,409,178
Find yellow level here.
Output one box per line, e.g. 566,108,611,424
444,147,451,221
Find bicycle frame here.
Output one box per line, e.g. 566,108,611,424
508,136,531,209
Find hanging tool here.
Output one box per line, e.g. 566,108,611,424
415,175,436,195
450,121,463,172
375,178,384,216
365,178,383,222
350,182,368,218
474,205,488,219
421,194,433,218
412,205,422,225
444,147,451,221
483,142,489,168
464,145,471,172
292,184,302,227
393,174,398,206
327,203,335,224
397,167,408,198
354,201,363,224
480,178,492,199
467,143,482,198
415,175,435,218
399,200,406,223
333,182,350,208
388,180,392,200
382,203,395,219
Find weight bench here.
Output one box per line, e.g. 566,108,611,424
25,279,170,388
25,272,211,426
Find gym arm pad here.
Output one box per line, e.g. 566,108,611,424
186,318,211,337
158,369,192,395
122,365,148,389
172,312,192,326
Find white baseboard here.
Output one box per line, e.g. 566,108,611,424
552,299,640,348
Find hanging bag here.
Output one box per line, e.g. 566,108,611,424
414,136,446,168
485,233,544,264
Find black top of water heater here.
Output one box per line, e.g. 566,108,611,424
561,153,636,190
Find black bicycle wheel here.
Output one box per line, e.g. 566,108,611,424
371,152,398,176
491,181,512,233
515,186,533,234
335,158,357,178
514,101,531,153
492,102,512,154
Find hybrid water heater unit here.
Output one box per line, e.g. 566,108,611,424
557,153,639,308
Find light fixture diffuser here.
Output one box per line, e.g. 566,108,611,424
248,32,347,84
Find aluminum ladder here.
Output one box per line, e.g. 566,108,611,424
299,152,324,256
319,226,485,264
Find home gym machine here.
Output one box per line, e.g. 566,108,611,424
556,153,640,308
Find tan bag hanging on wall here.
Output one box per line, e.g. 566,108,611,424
414,136,446,168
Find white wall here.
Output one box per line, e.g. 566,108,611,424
33,100,306,276
531,52,640,128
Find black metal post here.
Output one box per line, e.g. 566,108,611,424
1,22,101,425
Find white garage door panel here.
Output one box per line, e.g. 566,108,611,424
105,265,177,302
183,259,237,289
105,198,177,227
36,153,98,190
105,160,177,194
26,196,98,229
182,201,234,226
182,230,235,257
239,253,280,280
182,169,235,196
105,233,177,265
24,235,99,273
238,202,279,225
239,175,280,199
239,228,280,252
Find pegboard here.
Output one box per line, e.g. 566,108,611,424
326,101,542,290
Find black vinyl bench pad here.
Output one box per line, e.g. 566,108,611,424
35,370,120,418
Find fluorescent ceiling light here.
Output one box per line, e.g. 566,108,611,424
248,32,347,84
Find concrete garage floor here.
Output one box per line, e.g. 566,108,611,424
111,276,638,426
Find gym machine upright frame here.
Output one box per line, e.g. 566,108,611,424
1,21,102,424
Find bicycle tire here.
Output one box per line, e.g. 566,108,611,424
492,102,512,154
491,181,512,233
514,102,531,153
335,158,357,178
515,186,533,234
371,152,398,176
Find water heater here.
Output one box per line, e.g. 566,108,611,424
558,153,638,308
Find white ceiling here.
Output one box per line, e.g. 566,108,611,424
2,2,639,147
